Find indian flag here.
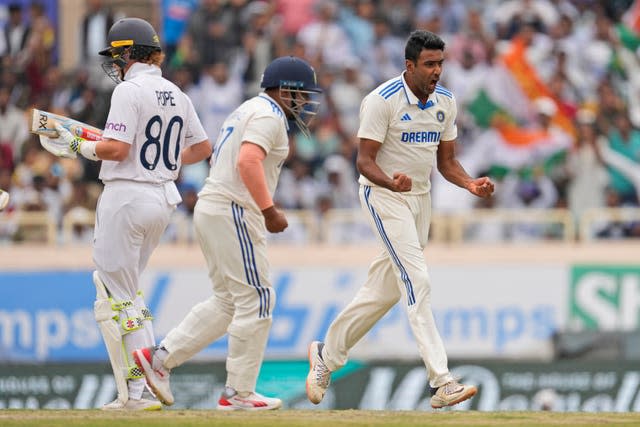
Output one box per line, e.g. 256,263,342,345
461,39,575,179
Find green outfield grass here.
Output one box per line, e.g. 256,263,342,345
1,410,639,427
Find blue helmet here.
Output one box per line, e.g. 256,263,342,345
260,56,322,136
260,56,322,93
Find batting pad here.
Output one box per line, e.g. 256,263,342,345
93,271,145,403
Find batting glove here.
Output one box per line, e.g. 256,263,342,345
54,122,99,161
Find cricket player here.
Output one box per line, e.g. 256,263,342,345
306,30,494,409
132,56,322,410
53,17,211,410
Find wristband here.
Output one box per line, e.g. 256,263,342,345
79,140,100,161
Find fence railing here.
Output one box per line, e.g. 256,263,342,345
1,207,639,245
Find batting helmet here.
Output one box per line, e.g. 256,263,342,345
260,56,322,137
99,17,161,59
99,18,162,83
260,56,322,93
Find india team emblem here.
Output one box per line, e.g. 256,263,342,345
437,111,445,122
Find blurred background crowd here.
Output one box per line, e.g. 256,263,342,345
1,0,640,245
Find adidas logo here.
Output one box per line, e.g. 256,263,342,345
401,113,412,121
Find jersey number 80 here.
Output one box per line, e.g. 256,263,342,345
140,115,184,171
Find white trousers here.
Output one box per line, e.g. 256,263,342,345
93,181,174,300
323,185,453,388
93,180,175,398
162,196,274,393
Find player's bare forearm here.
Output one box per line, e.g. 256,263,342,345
437,157,473,189
357,156,392,188
96,138,130,161
438,159,495,198
181,140,212,165
436,139,494,198
357,138,412,192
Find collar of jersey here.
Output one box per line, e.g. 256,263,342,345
124,62,161,81
401,71,438,110
258,93,289,131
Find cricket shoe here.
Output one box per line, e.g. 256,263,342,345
306,341,331,404
102,397,162,411
430,380,477,409
217,387,282,411
132,346,174,406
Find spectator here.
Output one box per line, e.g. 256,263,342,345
327,57,373,137
161,0,198,63
239,1,282,97
370,15,405,82
189,60,244,141
297,1,354,70
21,1,55,103
183,0,237,67
274,0,317,40
80,0,118,89
566,109,608,223
1,3,30,64
0,83,29,169
4,0,640,245
605,111,640,205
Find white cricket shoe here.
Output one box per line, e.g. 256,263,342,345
102,397,162,411
430,381,477,409
306,341,331,404
132,346,174,406
217,387,282,411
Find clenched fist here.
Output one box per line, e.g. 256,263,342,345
466,177,495,198
390,173,412,192
261,205,288,233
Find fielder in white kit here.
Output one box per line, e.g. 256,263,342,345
133,56,322,410
52,17,211,410
306,30,495,409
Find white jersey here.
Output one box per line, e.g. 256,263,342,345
198,93,289,212
357,72,458,195
99,63,208,183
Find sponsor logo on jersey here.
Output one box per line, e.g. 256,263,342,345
400,131,441,144
401,113,412,121
105,122,127,132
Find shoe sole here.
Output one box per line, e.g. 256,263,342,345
431,386,478,409
216,403,282,411
305,341,323,405
132,349,174,406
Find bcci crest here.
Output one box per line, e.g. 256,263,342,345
436,111,445,122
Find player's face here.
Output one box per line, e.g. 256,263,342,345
279,89,314,119
406,49,444,98
278,88,321,138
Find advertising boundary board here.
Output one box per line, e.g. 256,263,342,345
2,360,640,412
1,244,639,362
1,265,565,361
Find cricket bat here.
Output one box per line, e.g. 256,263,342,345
29,108,103,141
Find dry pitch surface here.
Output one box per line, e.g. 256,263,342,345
2,410,640,427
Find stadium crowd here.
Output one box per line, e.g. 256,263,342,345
1,0,640,244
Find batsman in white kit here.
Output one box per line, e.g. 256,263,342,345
133,56,322,410
48,18,211,410
306,30,495,409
